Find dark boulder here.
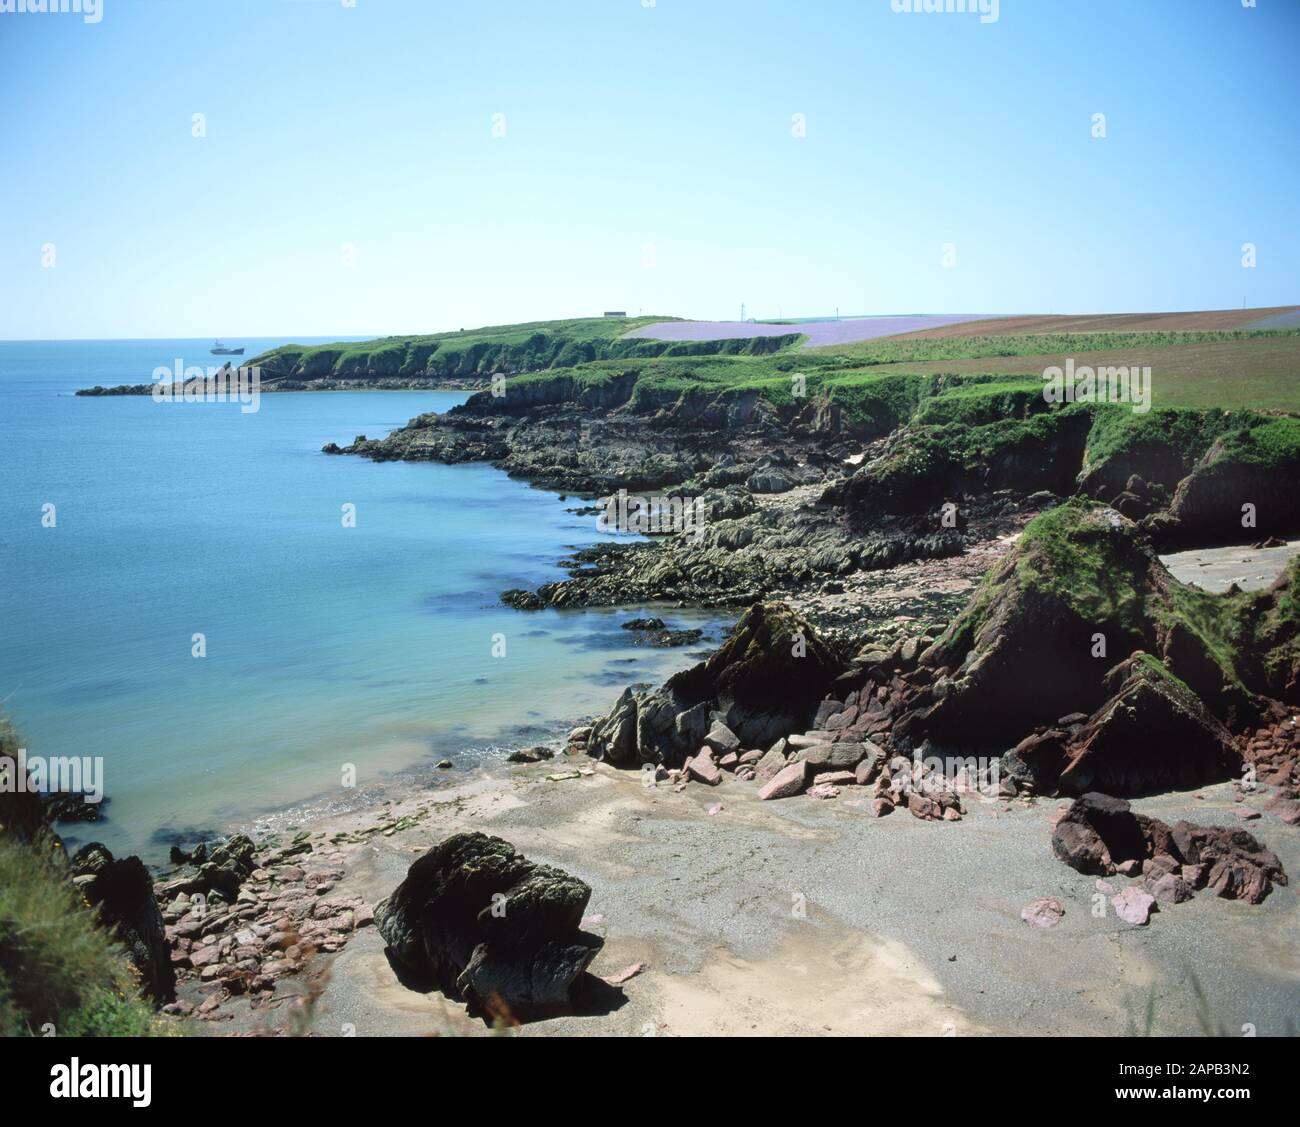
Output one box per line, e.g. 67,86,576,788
1169,821,1287,905
375,832,602,1019
1050,792,1150,875
164,831,258,900
1051,794,1286,904
70,843,175,1003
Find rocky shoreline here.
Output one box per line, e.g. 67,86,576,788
38,345,1300,1034
76,376,491,396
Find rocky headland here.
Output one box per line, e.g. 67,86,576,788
49,322,1300,1035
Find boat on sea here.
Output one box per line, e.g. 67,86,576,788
210,340,244,355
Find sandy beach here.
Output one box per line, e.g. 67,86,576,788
198,745,1300,1038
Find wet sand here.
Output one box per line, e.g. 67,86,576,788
1162,539,1300,594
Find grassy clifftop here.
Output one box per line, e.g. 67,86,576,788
249,316,800,384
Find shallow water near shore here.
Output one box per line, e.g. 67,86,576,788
0,340,726,861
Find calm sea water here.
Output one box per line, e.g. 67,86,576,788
0,339,722,859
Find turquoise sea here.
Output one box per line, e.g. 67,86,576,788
0,339,723,859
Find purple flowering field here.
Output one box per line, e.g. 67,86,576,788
625,314,1000,348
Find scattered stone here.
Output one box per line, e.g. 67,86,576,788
702,722,741,756
546,770,583,782
757,760,809,801
1145,872,1193,904
687,751,722,786
754,745,789,782
506,746,555,764
1111,887,1157,926
601,962,647,986
1020,897,1065,929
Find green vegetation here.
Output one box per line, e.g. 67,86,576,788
1207,414,1300,468
1164,555,1300,699
0,719,168,1037
932,498,1298,705
250,317,798,383
814,327,1300,367
0,839,167,1036
1015,500,1151,630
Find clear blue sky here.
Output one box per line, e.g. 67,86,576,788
2,0,1297,339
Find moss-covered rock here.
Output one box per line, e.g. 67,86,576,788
1161,416,1300,544
919,500,1270,752
829,411,1092,517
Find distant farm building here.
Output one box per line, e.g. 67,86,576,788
603,311,627,318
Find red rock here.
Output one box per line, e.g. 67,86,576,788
757,760,809,801
686,752,722,786
807,783,840,800
718,752,740,770
907,792,938,820
1020,897,1065,928
870,798,893,817
601,962,647,986
707,803,724,815
942,807,962,822
1231,805,1261,821
754,746,789,782
1264,796,1300,825
189,945,221,969
1145,873,1193,904
818,770,856,787
1111,887,1157,925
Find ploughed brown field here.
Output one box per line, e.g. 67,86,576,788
889,305,1300,340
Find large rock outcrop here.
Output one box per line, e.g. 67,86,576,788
1007,654,1240,795
823,500,1300,796
70,843,175,1003
375,833,602,1019
921,502,1227,737
1157,418,1300,546
586,603,843,766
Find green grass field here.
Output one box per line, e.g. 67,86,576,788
251,315,1300,417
